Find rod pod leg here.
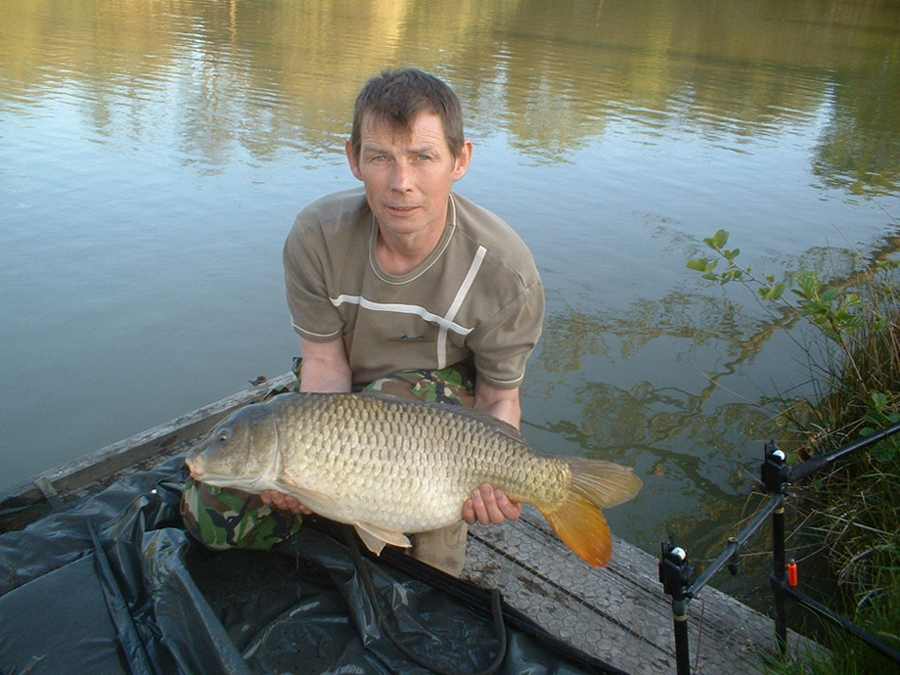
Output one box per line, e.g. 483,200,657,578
660,543,693,675
772,504,787,653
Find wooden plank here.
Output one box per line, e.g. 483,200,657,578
463,512,825,674
0,373,295,530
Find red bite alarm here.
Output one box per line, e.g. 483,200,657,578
786,559,799,588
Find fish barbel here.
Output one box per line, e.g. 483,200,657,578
185,392,642,567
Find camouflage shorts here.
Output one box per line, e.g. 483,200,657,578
181,361,476,554
365,362,475,408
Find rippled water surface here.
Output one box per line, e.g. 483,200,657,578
2,0,899,577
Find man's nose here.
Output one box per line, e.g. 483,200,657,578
389,160,413,192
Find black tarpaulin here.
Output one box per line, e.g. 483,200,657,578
0,456,627,674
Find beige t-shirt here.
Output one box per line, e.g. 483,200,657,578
283,188,544,388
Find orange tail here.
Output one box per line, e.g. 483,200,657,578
538,459,643,567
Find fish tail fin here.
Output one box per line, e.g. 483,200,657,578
539,492,613,567
537,459,643,568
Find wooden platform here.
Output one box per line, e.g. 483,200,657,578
0,374,824,673
465,515,823,673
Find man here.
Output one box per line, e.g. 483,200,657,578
183,68,545,577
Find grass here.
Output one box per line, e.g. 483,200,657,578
765,269,900,673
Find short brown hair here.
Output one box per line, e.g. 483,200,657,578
350,68,465,160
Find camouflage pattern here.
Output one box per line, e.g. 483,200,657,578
181,480,303,551
181,360,476,556
366,363,475,408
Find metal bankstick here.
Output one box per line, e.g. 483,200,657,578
661,426,900,671
659,542,693,674
761,441,791,653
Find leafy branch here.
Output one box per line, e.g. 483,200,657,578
687,229,870,384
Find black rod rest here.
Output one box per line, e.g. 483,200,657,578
659,542,693,675
658,426,900,675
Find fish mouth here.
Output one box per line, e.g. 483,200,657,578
184,454,271,492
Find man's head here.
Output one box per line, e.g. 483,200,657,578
346,69,473,246
349,68,465,162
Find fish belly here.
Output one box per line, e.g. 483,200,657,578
287,461,472,533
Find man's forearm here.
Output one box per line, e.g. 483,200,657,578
479,398,521,429
299,357,351,392
298,338,352,393
474,386,521,430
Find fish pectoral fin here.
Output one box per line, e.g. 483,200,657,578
354,527,387,556
275,483,338,511
354,522,412,556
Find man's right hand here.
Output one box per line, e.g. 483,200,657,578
260,490,313,515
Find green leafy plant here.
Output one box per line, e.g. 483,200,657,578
688,230,900,674
687,229,876,384
861,390,900,462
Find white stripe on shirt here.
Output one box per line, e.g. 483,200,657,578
292,321,341,339
437,245,486,369
329,295,474,336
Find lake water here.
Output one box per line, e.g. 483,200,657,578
2,0,898,585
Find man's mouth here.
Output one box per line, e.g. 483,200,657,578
386,205,419,214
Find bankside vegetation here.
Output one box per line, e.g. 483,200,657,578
688,230,899,673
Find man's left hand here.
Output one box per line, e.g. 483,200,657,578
462,484,522,525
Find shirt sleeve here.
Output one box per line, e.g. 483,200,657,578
467,280,545,389
282,215,344,342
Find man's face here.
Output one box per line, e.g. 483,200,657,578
346,111,472,241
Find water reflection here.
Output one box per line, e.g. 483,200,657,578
2,0,898,190
531,230,898,560
2,0,898,584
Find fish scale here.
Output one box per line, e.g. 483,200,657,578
187,392,642,566
275,394,561,531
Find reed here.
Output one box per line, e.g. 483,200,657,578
687,231,898,671
769,272,899,673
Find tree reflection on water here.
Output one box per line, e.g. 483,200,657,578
3,0,898,193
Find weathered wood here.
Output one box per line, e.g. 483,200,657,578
0,373,295,530
463,512,825,673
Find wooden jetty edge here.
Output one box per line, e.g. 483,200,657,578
0,374,824,673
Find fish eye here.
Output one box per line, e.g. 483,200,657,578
217,428,232,443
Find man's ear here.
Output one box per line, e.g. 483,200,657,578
451,140,473,181
346,140,363,181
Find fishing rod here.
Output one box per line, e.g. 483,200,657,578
658,422,900,675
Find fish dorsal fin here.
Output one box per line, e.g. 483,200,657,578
354,521,412,556
357,391,524,441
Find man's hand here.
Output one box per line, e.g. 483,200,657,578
462,484,522,525
466,382,524,525
260,490,313,515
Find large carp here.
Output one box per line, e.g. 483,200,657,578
185,392,642,567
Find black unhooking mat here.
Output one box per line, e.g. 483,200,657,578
0,456,627,675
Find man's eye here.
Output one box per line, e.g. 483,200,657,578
370,154,386,162
417,154,432,161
